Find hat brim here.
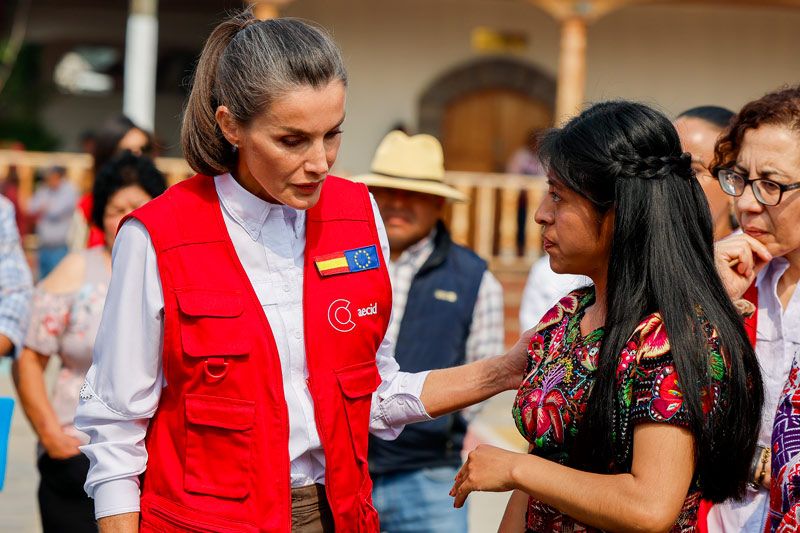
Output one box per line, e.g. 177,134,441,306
352,173,468,202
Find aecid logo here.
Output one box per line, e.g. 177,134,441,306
327,299,379,332
358,303,378,317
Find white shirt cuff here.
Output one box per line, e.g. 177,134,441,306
375,370,432,429
92,478,141,520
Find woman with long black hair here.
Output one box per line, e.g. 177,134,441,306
450,101,763,532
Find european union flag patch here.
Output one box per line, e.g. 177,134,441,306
315,245,380,277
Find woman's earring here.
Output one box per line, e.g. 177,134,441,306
232,143,238,153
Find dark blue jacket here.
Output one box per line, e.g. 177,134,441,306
369,221,487,475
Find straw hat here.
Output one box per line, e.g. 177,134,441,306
352,131,467,202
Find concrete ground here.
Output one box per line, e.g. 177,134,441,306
1,359,526,533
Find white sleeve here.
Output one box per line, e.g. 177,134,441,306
366,194,432,440
74,219,165,520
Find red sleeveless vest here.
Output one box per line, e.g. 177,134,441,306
126,175,391,532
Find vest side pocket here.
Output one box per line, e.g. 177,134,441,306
184,394,255,499
335,361,381,464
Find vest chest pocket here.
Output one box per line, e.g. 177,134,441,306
184,394,255,499
335,361,381,464
176,290,252,381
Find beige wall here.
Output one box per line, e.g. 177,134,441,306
283,0,560,174
585,4,800,117
285,0,800,175
31,1,800,175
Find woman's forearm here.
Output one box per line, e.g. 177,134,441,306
98,512,139,533
420,353,517,418
11,349,62,442
508,454,685,533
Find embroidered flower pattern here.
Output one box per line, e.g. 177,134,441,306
512,289,728,533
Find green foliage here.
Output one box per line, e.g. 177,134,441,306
0,43,59,150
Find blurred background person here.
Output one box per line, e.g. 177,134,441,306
27,166,77,279
1,166,27,236
68,115,155,252
0,195,33,359
12,153,166,533
709,86,800,532
674,105,737,241
355,131,505,533
0,194,32,494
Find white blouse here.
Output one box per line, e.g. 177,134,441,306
75,174,431,520
707,257,800,532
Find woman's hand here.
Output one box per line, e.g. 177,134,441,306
450,445,523,508
499,328,536,391
42,430,83,460
714,234,772,300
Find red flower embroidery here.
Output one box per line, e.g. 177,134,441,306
524,365,568,443
636,314,671,361
649,366,683,421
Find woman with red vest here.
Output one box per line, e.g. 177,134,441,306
74,10,528,533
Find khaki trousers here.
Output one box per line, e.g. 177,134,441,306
291,484,335,533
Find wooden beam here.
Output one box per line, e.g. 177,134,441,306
245,0,294,20
528,0,655,22
554,16,587,124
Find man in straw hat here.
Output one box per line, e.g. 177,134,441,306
354,131,504,532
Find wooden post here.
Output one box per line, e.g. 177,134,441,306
554,16,588,125
124,0,159,131
246,0,294,20
498,187,520,263
529,0,644,125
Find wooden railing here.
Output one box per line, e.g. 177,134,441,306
0,150,546,270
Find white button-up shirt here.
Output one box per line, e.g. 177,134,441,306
708,257,800,532
75,174,431,520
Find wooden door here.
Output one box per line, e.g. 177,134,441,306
441,89,552,172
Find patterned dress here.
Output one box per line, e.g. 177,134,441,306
767,362,800,532
512,288,728,532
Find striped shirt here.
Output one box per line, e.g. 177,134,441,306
0,196,33,357
386,227,505,419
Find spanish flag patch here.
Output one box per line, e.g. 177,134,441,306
315,245,380,277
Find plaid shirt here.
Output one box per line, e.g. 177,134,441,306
386,227,505,382
0,196,32,358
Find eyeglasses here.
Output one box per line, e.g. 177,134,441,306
718,169,800,206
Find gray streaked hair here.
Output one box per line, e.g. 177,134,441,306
181,9,347,176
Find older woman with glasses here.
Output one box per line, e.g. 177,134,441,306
709,85,800,532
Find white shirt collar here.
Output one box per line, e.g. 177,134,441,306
214,173,305,241
756,256,790,293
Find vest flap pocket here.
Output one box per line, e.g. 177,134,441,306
185,394,254,430
184,394,254,499
181,324,252,359
335,361,381,399
175,289,244,318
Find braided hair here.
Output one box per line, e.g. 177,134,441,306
538,101,763,502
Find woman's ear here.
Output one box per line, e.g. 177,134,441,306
215,106,240,147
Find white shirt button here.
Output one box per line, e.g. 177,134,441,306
283,284,290,292
294,330,302,340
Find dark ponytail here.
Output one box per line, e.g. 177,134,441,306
539,101,763,501
181,8,347,176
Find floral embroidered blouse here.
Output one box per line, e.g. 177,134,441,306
23,247,110,450
512,288,728,533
